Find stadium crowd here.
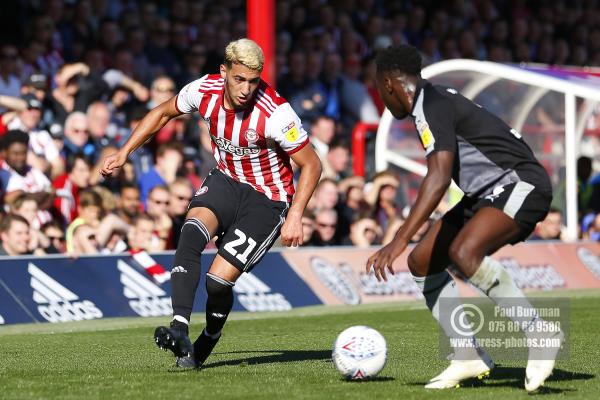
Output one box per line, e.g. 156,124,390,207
0,0,600,257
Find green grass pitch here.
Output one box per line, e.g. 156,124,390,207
1,291,599,399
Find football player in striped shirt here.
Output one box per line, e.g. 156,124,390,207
101,39,322,369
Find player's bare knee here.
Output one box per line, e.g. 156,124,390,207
186,207,218,235
448,240,482,277
407,250,427,276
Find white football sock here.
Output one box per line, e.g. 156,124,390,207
414,270,480,360
173,315,189,325
469,256,540,338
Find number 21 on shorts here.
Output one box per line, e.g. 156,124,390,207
224,229,257,264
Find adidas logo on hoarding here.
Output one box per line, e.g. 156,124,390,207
0,314,4,324
233,273,291,312
117,260,172,317
29,263,103,323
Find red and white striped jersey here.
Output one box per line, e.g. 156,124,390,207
176,74,309,203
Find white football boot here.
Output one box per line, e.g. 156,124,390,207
425,348,494,389
524,327,564,392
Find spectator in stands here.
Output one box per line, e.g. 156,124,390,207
127,213,162,252
309,115,335,159
342,217,382,247
301,208,317,246
320,51,379,131
365,172,401,232
338,176,371,222
9,193,50,253
20,78,46,104
309,178,339,211
0,45,21,105
66,188,130,254
66,189,103,254
0,130,53,211
321,138,351,181
312,208,339,246
177,41,208,87
87,101,116,148
116,183,141,225
145,185,172,250
277,50,327,125
0,214,31,256
53,153,92,225
49,62,90,124
529,208,563,241
6,94,63,178
146,75,188,146
167,178,194,248
138,142,183,205
583,213,600,241
41,221,66,254
62,111,96,161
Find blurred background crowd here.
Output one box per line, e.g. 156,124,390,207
0,0,599,257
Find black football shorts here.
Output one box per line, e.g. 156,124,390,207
189,169,288,272
444,181,552,243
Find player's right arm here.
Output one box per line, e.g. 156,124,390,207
101,77,208,177
101,96,182,177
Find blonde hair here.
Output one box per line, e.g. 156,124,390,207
224,38,264,71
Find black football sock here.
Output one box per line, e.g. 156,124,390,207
171,218,211,324
204,273,234,336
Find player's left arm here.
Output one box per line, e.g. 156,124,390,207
283,144,322,246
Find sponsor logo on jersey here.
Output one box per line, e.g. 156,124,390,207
244,128,258,143
118,260,172,317
195,186,208,196
214,136,260,156
416,120,435,151
233,273,292,311
282,121,299,142
29,263,103,323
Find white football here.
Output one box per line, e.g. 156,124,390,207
332,325,387,380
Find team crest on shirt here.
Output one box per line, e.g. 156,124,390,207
416,120,435,150
282,122,299,142
195,186,208,196
244,128,258,143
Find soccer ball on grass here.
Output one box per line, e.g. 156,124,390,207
332,325,387,380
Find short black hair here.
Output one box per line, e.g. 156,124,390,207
66,152,92,173
120,182,140,194
1,130,29,150
375,45,422,76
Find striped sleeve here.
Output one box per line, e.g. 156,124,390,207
175,75,208,113
265,103,309,154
